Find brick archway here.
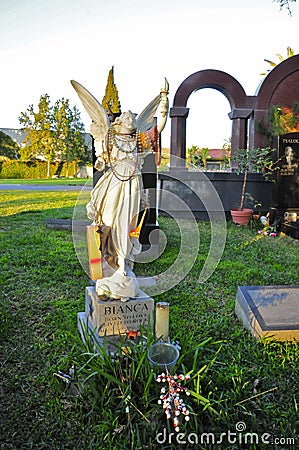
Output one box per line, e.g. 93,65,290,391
170,69,250,168
170,56,299,168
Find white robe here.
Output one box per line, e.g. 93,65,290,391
87,142,145,300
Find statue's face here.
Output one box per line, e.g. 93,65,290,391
119,111,137,134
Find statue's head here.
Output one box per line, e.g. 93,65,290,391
112,110,137,134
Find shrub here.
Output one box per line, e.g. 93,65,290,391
0,160,79,179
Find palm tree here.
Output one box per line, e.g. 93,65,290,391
199,147,211,170
260,46,295,76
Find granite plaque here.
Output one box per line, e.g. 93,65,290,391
235,285,299,341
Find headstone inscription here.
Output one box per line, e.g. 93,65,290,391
277,132,299,209
275,133,299,238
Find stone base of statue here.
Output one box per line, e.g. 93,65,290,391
78,285,154,353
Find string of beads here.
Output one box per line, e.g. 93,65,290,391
106,128,142,182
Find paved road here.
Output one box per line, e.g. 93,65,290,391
0,183,90,191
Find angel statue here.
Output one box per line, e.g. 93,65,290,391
71,78,169,301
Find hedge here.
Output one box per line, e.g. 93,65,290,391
0,160,80,179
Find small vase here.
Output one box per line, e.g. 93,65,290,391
147,342,180,373
231,208,253,226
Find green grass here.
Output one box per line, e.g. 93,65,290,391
0,177,88,185
0,190,298,449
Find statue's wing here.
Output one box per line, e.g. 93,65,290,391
70,80,110,138
136,95,160,132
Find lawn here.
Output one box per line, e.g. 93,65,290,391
0,189,298,450
0,178,88,185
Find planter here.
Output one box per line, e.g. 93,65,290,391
230,208,253,225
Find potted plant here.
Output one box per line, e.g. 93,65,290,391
230,147,278,226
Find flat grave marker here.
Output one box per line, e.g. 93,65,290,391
236,285,299,341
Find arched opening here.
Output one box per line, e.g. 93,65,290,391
186,89,232,171
170,69,248,168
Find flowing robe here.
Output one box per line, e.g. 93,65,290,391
86,133,147,300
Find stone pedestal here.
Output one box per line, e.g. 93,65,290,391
235,285,299,341
78,286,154,350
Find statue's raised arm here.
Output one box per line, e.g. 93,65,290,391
157,77,169,133
136,77,169,133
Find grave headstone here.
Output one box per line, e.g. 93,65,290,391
78,286,154,350
276,132,299,209
273,133,299,238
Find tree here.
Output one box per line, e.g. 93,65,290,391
0,131,20,159
187,145,211,170
187,145,200,167
101,66,121,120
199,147,211,171
19,94,55,176
260,46,295,76
53,98,86,177
275,0,297,15
19,94,87,177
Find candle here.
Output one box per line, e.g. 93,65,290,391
155,302,170,342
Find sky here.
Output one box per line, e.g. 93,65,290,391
0,0,298,149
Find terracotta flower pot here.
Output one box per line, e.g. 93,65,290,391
231,208,253,226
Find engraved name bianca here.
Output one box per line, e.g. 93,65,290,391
104,303,150,315
100,302,152,334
